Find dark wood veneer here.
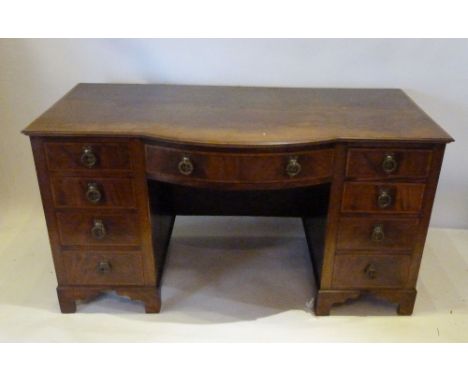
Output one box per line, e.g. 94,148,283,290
56,211,141,247
336,217,420,251
145,144,334,189
331,253,411,289
45,141,132,171
63,251,145,286
346,148,432,180
50,177,137,209
341,182,426,214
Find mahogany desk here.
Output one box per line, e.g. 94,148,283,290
23,84,453,315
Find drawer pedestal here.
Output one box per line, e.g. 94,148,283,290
31,137,173,313
312,144,446,315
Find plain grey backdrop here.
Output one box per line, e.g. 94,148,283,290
0,39,466,228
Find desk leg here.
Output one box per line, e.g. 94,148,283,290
57,287,77,313
114,287,161,313
314,289,417,316
371,289,417,315
314,290,361,316
56,286,161,313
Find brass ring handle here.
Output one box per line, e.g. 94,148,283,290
91,219,106,240
382,154,398,174
377,189,393,209
286,157,302,177
80,146,97,168
364,264,377,279
97,261,112,274
178,156,194,176
86,183,102,204
371,224,385,242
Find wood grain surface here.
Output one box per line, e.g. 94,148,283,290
23,84,453,146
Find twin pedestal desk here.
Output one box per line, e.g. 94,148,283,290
23,84,453,315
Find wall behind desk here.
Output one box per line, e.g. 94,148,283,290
0,39,466,228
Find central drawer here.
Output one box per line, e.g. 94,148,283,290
145,145,334,188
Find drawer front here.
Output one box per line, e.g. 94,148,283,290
57,212,141,246
336,217,420,251
50,177,137,209
332,254,411,289
63,251,144,285
145,145,334,187
341,182,425,214
346,148,432,180
45,142,132,171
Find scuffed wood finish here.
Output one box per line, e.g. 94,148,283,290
24,84,453,315
23,84,453,146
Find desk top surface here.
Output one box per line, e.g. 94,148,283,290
23,83,453,146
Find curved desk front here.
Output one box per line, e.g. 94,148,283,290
23,84,453,315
